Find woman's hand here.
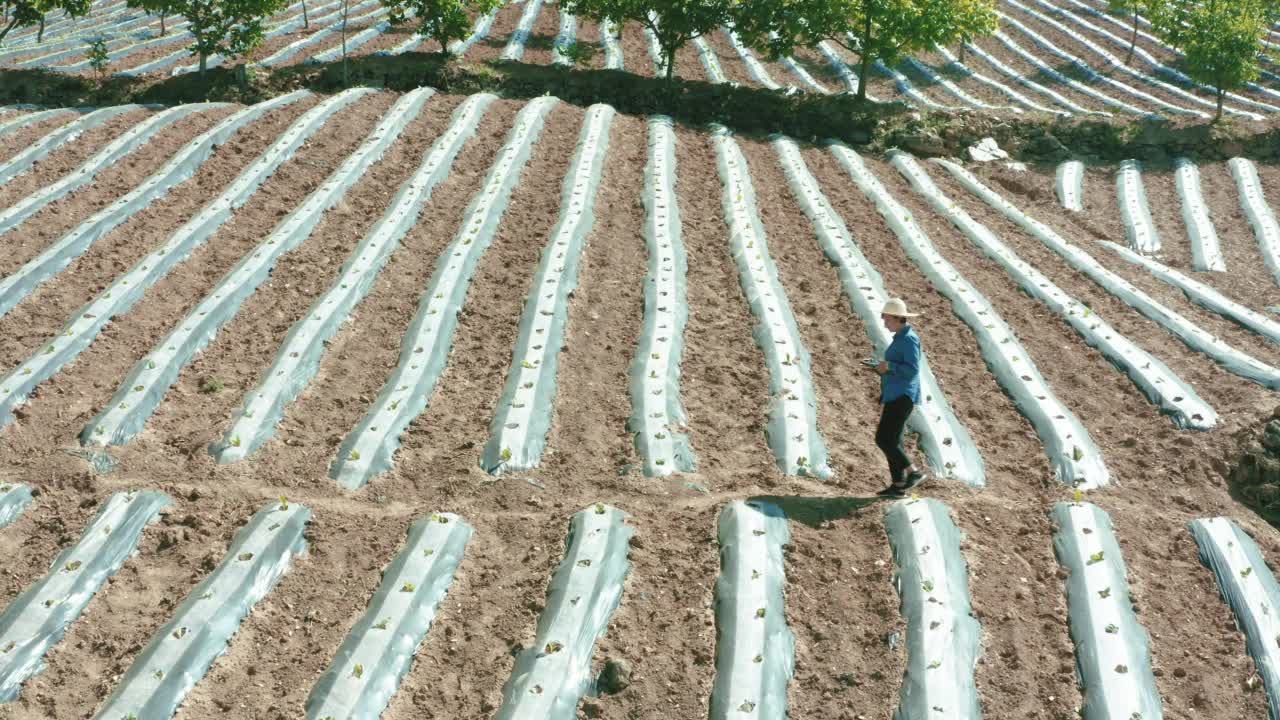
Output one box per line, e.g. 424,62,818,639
876,361,889,375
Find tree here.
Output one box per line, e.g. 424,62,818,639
1106,0,1163,66
732,0,998,101
1151,0,1280,120
86,35,109,81
561,0,735,82
950,0,997,62
381,0,502,55
0,0,88,45
127,0,289,76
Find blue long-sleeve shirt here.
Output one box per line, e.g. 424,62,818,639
881,325,921,404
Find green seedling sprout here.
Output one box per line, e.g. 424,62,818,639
238,552,254,561
500,448,512,462
1105,624,1118,634
594,503,606,514
64,560,81,572
755,608,766,618
349,449,361,461
1242,567,1254,578
401,582,416,592
1087,551,1104,565
174,627,188,640
544,641,563,654
279,496,288,511
373,618,389,630
352,663,364,679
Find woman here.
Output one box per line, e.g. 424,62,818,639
871,298,927,497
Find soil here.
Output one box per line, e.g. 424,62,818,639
0,106,151,208
2,14,1280,720
967,31,1113,114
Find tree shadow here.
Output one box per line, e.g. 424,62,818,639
748,494,884,528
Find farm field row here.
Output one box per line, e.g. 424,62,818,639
0,90,1277,719
8,0,1280,124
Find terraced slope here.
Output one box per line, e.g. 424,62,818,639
0,90,1276,720
10,0,1280,123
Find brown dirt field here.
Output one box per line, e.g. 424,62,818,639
0,103,244,282
967,32,1113,114
541,112,646,482
0,75,1279,720
0,98,312,380
243,97,524,488
1196,162,1280,298
0,113,97,167
1000,6,1220,120
0,107,151,209
136,94,460,465
518,0,560,67
615,22,656,78
464,1,527,64
698,30,753,88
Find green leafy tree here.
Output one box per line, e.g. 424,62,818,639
1106,0,1163,65
382,0,502,55
950,0,997,62
130,0,172,34
1151,0,1280,120
0,0,89,45
86,35,109,81
128,0,289,76
562,0,735,82
732,0,998,101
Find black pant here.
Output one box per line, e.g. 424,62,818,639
876,396,915,485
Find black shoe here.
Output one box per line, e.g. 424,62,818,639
902,470,928,490
877,483,907,498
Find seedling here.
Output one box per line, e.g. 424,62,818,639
1105,624,1118,634
1087,551,1104,565
500,448,512,462
1098,587,1111,599
755,607,766,618
352,663,364,678
927,659,942,669
174,627,188,639
401,582,416,592
1242,567,1254,578
349,449,360,461
200,378,224,394
64,560,82,572
238,552,254,561
279,495,288,511
544,641,564,654
373,618,389,630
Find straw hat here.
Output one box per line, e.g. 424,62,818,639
880,298,920,318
